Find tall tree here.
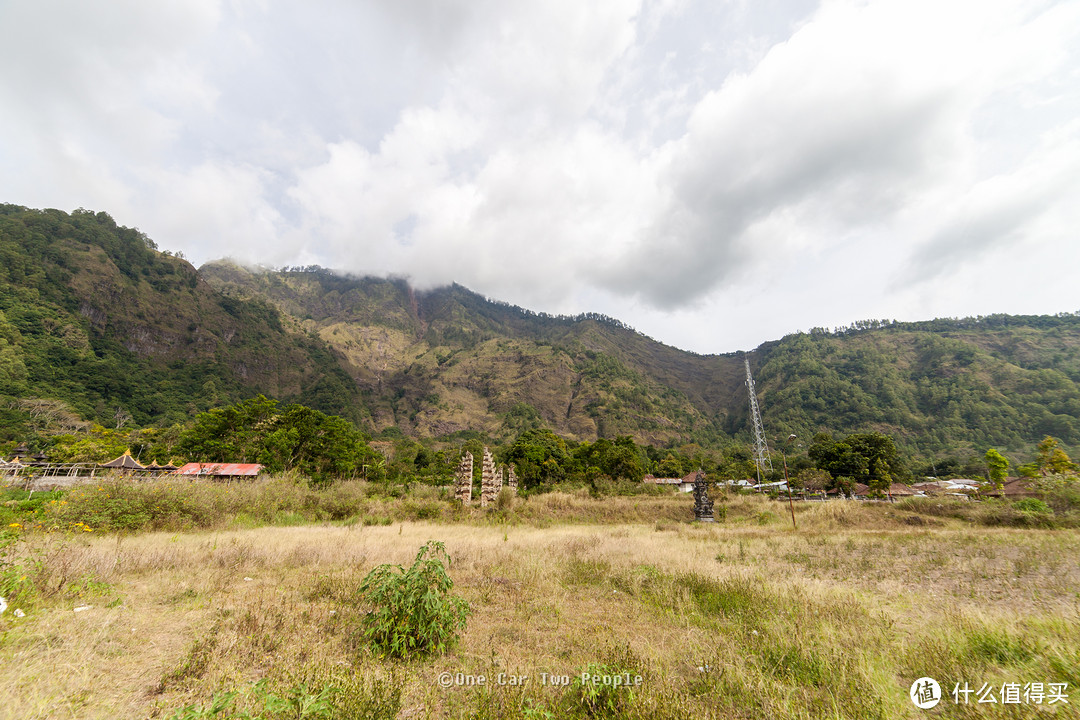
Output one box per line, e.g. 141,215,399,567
177,396,379,482
984,448,1009,492
809,431,903,488
1036,436,1076,475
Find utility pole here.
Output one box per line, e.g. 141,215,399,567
745,355,773,484
782,433,797,530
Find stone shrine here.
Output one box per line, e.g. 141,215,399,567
455,452,473,504
480,447,501,507
693,470,715,522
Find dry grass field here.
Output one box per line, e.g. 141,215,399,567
1,488,1078,719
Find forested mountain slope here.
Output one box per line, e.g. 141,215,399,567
202,261,1080,455
2,203,1077,458
0,204,362,439
200,261,733,445
753,317,1080,453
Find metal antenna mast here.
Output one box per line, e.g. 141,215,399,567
744,355,772,484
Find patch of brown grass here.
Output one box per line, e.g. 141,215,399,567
1,519,1077,719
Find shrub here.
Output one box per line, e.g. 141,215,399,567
495,487,515,511
1013,498,1051,515
356,540,470,658
0,528,34,608
403,501,442,521
563,645,645,718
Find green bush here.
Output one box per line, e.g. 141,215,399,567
356,540,470,658
1013,497,1051,515
563,646,645,719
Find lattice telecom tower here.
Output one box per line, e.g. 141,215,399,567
744,355,773,484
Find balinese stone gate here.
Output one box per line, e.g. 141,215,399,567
693,470,715,522
455,452,473,505
506,464,518,495
480,447,501,507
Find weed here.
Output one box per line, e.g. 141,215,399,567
320,670,402,720
166,680,336,720
674,573,763,619
565,662,638,718
760,642,830,685
157,616,224,693
0,528,34,607
563,557,611,587
1014,498,1052,515
964,628,1034,666
496,487,515,511
563,646,645,718
756,510,777,526
356,540,469,658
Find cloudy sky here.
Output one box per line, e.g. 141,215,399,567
1,0,1078,354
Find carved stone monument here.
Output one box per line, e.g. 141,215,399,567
480,447,501,507
506,464,518,495
693,470,715,522
455,451,473,505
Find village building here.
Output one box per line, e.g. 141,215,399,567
101,451,145,472
643,473,695,492
174,463,263,480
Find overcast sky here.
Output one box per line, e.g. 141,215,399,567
2,0,1078,354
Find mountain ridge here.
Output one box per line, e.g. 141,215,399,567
199,258,1080,455
1,203,1078,460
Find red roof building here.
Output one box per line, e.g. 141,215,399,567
175,463,263,478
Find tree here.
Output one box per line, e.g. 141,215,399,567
984,448,1009,492
606,437,644,482
17,397,87,433
809,431,903,487
0,338,27,395
869,457,892,498
832,475,856,498
656,453,684,478
505,429,574,489
1036,436,1076,475
795,468,831,496
177,395,279,462
177,396,380,483
573,435,646,482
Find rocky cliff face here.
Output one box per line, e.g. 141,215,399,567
201,260,1080,455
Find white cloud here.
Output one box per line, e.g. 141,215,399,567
136,160,286,262
0,0,1078,353
602,0,1080,310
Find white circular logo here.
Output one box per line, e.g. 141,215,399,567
910,677,941,709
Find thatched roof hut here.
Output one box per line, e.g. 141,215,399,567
101,451,145,471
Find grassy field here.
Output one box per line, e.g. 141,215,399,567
1,485,1078,719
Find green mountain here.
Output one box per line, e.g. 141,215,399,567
200,261,734,446
2,203,1078,461
753,318,1080,454
201,261,1080,457
0,204,362,441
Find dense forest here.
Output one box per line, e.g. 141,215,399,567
0,204,362,445
752,314,1080,454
